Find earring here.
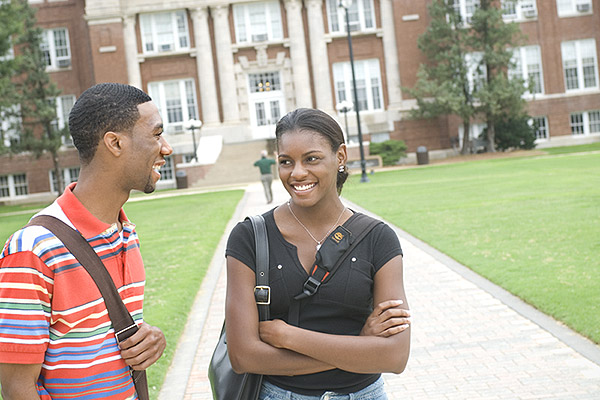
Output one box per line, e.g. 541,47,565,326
338,165,345,173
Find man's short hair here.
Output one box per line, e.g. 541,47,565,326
68,83,152,164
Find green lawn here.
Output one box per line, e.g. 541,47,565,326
541,141,600,155
342,152,600,344
124,190,243,398
0,190,243,399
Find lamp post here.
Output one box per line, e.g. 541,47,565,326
336,100,353,143
185,119,202,163
339,0,369,183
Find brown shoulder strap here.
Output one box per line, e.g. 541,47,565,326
28,215,136,331
27,215,149,400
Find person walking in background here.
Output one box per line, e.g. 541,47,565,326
0,83,169,399
226,108,411,399
254,149,277,204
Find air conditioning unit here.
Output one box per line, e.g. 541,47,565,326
251,33,268,42
159,44,172,52
57,58,71,68
523,8,537,18
576,2,591,12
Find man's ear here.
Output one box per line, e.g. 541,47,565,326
103,131,124,158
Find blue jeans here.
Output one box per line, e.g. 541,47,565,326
259,377,388,400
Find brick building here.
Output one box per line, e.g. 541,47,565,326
1,0,599,203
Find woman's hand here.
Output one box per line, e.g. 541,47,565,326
360,299,411,338
259,319,291,349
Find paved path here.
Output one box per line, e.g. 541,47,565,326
159,182,600,400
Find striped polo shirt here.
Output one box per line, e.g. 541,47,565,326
0,183,144,399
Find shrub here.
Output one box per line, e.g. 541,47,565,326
369,140,407,166
493,114,537,151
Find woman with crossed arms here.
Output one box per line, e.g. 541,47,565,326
225,108,411,399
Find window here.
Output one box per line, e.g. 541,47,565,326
458,122,487,148
571,110,600,135
51,95,75,145
530,116,548,140
510,45,544,94
0,39,14,62
451,0,480,24
326,0,376,34
41,28,71,69
0,106,21,148
233,1,283,44
502,0,538,20
0,176,9,198
248,72,284,127
370,132,390,143
466,52,486,94
50,167,80,193
148,79,198,134
160,156,174,180
333,59,383,112
561,39,598,91
139,10,190,54
557,0,593,16
0,174,28,198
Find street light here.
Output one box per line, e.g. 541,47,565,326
336,100,353,143
184,119,202,163
338,0,369,183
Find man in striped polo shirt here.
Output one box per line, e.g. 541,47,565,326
0,83,171,399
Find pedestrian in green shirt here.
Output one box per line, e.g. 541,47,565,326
254,150,276,203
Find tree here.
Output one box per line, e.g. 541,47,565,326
0,0,25,149
0,0,65,192
469,0,527,152
407,0,476,154
408,0,530,154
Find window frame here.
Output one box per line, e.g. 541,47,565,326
570,110,600,136
51,95,76,145
556,0,593,17
502,0,538,20
326,0,377,34
510,45,544,95
0,174,28,198
139,10,191,55
0,105,21,149
247,71,285,128
148,78,199,134
561,39,599,92
233,1,283,44
332,58,384,114
530,116,549,141
49,166,80,193
41,27,71,70
451,0,481,25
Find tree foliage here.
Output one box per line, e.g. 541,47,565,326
0,0,65,192
408,0,532,154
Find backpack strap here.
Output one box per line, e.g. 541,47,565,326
248,215,270,321
288,212,382,326
26,215,150,400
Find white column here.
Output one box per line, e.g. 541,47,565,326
122,15,142,89
284,0,312,108
212,5,240,122
190,7,220,125
306,0,334,112
380,0,402,108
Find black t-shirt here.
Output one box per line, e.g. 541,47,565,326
225,208,403,395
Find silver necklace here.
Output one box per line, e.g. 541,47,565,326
287,200,346,250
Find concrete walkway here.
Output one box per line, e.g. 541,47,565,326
158,181,600,400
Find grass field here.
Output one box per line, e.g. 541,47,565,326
342,151,600,344
0,190,243,399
